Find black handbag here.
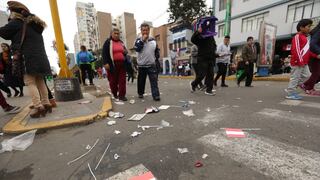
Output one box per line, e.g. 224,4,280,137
11,20,27,77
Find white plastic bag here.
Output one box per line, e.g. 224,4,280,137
0,130,37,153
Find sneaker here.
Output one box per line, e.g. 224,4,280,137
119,97,128,101
153,96,161,101
205,91,216,96
190,82,196,93
4,106,21,114
285,93,302,100
199,85,207,91
306,89,320,96
138,94,144,99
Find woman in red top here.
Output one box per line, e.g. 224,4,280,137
102,28,128,101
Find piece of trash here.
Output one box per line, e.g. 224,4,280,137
58,153,64,156
158,105,170,110
129,171,156,180
177,148,189,154
88,163,97,180
141,100,145,102
95,143,111,170
235,97,241,100
114,153,120,160
160,120,171,127
109,111,124,118
114,130,121,134
128,114,146,121
131,131,142,137
0,130,37,153
202,154,209,159
67,139,99,165
78,100,92,104
232,105,240,108
129,99,135,104
0,133,3,136
86,145,91,150
138,120,172,131
221,128,261,131
107,121,116,126
114,101,125,105
188,101,196,105
225,128,246,138
206,107,211,112
195,161,203,168
182,109,195,117
257,100,263,103
109,111,115,117
145,106,159,114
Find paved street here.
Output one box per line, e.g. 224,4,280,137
1,78,320,180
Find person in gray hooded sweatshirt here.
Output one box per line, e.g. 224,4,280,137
134,23,160,101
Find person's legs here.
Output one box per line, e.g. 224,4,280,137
137,67,147,96
80,64,87,85
191,61,207,88
35,75,50,110
10,86,19,97
107,69,118,98
19,85,24,97
237,69,247,85
221,63,228,86
147,66,160,100
0,81,11,96
245,62,254,86
205,61,214,93
303,61,319,90
287,66,303,95
117,63,127,99
86,64,94,85
214,63,223,85
24,74,42,108
0,90,9,109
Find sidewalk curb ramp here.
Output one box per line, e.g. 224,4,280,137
2,96,112,134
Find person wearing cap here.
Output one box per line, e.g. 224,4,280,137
0,1,52,118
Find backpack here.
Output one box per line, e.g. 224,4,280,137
78,52,91,63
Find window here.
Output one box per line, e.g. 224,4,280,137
286,0,319,23
219,0,227,11
241,12,269,32
218,24,225,38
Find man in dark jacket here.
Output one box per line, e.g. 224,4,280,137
239,36,257,87
190,26,217,95
0,1,52,118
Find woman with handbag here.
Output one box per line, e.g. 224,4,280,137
0,43,24,97
0,1,52,118
102,28,128,101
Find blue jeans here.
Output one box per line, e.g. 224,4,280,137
137,66,160,98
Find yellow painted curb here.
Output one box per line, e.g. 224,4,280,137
2,96,112,134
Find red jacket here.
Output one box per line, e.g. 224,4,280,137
291,32,317,66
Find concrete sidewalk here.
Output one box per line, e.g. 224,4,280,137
160,73,290,82
1,87,112,134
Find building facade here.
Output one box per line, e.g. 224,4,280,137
96,11,112,49
113,12,137,50
75,2,99,51
215,0,320,58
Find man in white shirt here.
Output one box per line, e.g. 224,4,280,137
214,36,231,87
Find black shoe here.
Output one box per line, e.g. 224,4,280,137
119,97,128,101
14,91,19,97
19,92,24,97
245,85,254,87
237,81,240,87
221,84,229,87
190,82,196,93
138,94,144,99
153,96,161,101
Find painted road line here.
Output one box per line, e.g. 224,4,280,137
198,132,320,180
257,108,320,127
280,100,320,109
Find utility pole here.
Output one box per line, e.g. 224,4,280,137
49,0,71,78
224,0,231,36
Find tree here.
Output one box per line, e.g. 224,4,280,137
167,0,211,25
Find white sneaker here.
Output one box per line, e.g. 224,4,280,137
205,91,216,96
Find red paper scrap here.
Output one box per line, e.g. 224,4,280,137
129,171,156,180
225,128,246,138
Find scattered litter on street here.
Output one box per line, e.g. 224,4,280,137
225,128,246,138
107,120,116,126
85,145,91,150
188,101,196,105
257,100,263,103
114,130,121,134
67,139,99,165
0,130,37,153
128,114,146,121
183,109,195,117
78,100,92,104
131,131,142,137
129,171,156,180
177,148,189,154
220,128,261,131
114,101,125,105
158,105,170,110
129,99,135,104
88,163,97,180
202,154,209,159
109,111,124,118
235,97,241,100
138,120,173,131
145,106,159,114
114,153,120,160
232,105,240,108
206,107,211,112
95,143,111,170
195,161,203,168
161,120,171,128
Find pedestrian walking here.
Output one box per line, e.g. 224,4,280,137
0,1,52,118
0,90,20,114
190,24,217,96
214,35,231,87
134,23,161,101
77,45,94,86
238,36,257,87
102,28,128,101
285,19,318,100
190,45,205,90
301,22,320,95
0,43,24,97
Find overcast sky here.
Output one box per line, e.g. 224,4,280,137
0,0,212,69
